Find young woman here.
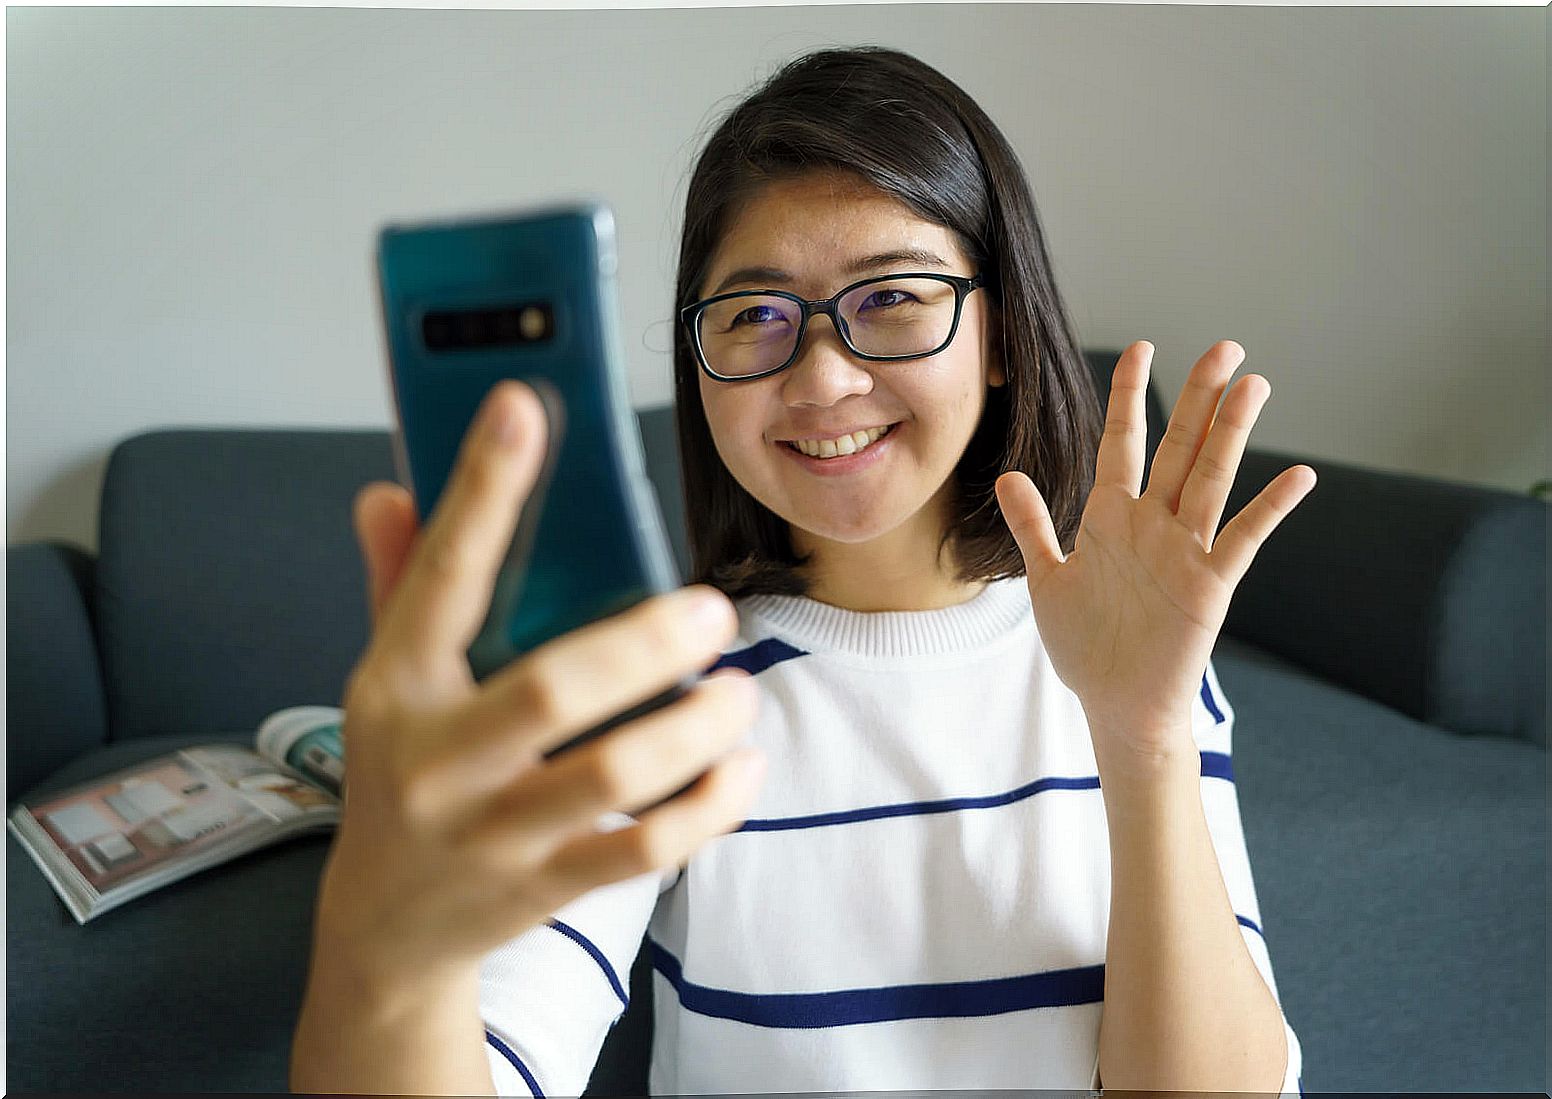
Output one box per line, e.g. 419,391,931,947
292,46,1313,1096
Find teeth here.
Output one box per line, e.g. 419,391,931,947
792,424,891,459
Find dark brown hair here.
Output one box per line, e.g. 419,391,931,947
672,46,1102,599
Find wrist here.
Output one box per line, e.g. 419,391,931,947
308,903,483,1022
1084,708,1195,773
1084,721,1198,814
1094,736,1196,780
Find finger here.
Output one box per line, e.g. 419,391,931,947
1175,374,1271,549
353,481,420,630
449,585,741,767
536,745,767,899
1093,342,1153,495
995,471,1065,589
377,381,550,670
454,669,758,848
1143,341,1243,513
1207,465,1318,586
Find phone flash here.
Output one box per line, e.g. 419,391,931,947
520,306,548,340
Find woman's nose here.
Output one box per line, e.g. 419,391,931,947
781,313,873,402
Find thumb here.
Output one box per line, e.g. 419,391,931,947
352,481,420,630
994,471,1065,588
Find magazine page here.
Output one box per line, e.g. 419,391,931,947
254,706,346,797
8,744,339,923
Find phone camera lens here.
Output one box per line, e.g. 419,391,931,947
495,309,523,343
423,314,451,350
456,312,486,346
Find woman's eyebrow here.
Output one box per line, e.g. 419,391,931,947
708,248,951,296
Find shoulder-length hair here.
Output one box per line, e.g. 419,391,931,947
672,45,1103,599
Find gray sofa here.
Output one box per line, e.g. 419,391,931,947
8,350,1546,1093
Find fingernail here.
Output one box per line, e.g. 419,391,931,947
485,386,521,447
687,587,735,634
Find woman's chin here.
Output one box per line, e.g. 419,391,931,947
788,511,906,549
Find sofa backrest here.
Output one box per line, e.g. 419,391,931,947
95,349,1136,740
96,430,397,740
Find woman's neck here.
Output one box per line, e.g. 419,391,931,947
804,569,989,613
793,525,988,613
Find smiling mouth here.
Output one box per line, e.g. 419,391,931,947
782,423,897,459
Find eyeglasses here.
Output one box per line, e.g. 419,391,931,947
680,271,986,383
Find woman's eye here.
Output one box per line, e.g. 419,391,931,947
860,289,912,310
731,304,783,327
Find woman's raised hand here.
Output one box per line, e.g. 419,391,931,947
995,341,1316,775
317,380,766,981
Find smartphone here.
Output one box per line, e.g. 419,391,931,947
375,201,699,781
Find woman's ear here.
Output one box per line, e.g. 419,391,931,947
987,317,1007,388
980,298,1005,388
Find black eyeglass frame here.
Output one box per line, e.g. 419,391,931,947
679,271,987,383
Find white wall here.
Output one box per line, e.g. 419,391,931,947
7,5,1546,554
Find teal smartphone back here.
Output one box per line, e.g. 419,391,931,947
377,202,682,681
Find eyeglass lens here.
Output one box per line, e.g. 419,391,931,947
695,276,960,378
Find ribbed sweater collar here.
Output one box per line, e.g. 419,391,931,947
737,576,1032,659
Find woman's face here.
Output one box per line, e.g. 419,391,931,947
695,171,1004,556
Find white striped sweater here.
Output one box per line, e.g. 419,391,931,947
477,576,1304,1096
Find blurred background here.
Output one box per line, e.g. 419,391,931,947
6,4,1546,552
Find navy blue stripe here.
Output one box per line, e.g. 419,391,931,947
1298,1074,1304,1096
485,1030,543,1097
651,909,1265,1030
649,938,1104,1028
708,637,808,677
738,773,1098,833
546,919,628,1008
1200,672,1226,724
738,752,1234,833
1200,749,1234,782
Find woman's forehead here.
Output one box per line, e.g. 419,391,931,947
702,180,966,295
722,175,938,244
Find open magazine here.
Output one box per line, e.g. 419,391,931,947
8,705,346,924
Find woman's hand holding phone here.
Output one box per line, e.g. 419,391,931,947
314,379,767,983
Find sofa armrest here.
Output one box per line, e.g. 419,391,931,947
7,541,111,797
1222,449,1547,747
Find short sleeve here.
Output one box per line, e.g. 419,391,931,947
1193,660,1304,1097
479,812,674,1097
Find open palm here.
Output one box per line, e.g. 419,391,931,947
995,341,1317,762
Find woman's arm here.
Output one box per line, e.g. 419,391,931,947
1091,727,1289,1093
994,341,1313,1091
290,915,495,1095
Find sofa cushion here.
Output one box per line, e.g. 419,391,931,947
95,431,396,742
1214,635,1546,1091
7,541,108,791
1222,451,1548,748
